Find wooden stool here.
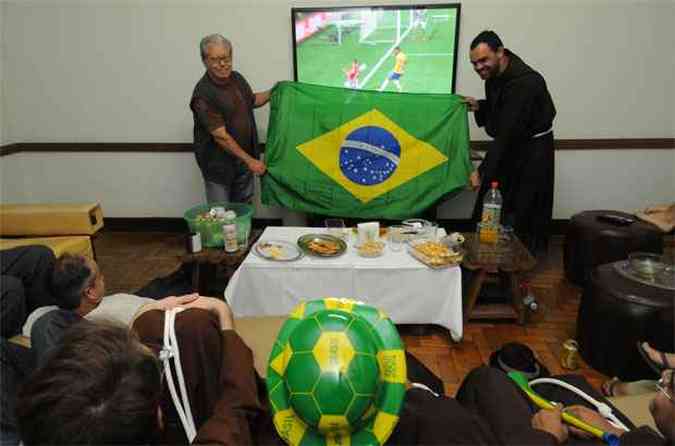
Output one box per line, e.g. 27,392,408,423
462,233,536,326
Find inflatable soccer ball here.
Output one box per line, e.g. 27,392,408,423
267,298,407,446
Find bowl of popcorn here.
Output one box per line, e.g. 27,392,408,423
355,240,386,258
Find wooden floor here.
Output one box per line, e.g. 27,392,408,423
94,230,609,396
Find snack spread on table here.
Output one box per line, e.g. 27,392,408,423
258,242,284,259
412,241,463,266
308,239,340,255
357,240,385,257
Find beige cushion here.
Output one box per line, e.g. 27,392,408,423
0,203,103,236
0,236,94,259
234,316,286,378
608,393,658,432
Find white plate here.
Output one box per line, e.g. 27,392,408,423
253,240,303,262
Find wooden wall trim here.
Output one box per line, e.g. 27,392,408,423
1,138,673,157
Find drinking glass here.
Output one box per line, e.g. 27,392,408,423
325,218,346,240
388,225,405,252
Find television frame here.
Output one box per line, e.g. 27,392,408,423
291,3,461,94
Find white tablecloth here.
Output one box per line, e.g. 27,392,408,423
225,227,463,340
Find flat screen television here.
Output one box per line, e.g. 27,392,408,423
291,4,461,94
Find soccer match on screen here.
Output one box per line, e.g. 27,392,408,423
293,5,459,94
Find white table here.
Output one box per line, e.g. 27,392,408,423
225,226,463,341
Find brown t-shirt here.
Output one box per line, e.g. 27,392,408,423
190,71,258,184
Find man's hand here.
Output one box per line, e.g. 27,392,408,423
469,170,481,191
563,405,625,438
247,158,267,176
159,293,200,310
178,296,234,331
462,96,480,112
532,406,568,444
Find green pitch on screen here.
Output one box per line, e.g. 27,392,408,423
296,9,457,94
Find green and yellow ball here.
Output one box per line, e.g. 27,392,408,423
267,298,406,446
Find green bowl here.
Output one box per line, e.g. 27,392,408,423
184,202,253,248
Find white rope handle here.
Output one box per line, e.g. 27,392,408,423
529,377,630,432
161,308,197,442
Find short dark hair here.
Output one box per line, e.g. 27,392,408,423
16,321,163,445
51,253,93,310
470,30,503,52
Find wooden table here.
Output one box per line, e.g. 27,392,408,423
181,229,262,296
461,232,537,325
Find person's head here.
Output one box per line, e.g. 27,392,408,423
51,253,104,311
469,30,506,80
16,321,163,445
200,33,233,81
650,369,675,441
393,46,401,55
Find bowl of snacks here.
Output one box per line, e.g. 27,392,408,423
629,252,666,278
355,240,386,258
441,232,465,249
184,202,253,248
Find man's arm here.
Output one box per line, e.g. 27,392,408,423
211,126,266,175
461,96,488,127
253,90,271,108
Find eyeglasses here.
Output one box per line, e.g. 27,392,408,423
206,56,232,66
656,370,674,404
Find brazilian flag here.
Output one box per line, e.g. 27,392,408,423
261,82,472,219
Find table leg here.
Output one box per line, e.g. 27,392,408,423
509,272,526,325
191,261,201,294
463,269,487,325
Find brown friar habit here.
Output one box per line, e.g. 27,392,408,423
133,310,666,446
472,49,556,255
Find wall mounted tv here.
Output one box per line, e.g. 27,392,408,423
292,4,461,94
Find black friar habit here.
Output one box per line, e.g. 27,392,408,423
472,49,556,255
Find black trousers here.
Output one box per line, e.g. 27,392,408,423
0,246,56,337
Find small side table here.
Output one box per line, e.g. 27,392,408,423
181,229,262,296
461,232,537,325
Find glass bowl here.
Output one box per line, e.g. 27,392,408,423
628,252,666,278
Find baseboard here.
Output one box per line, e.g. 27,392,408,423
103,217,283,233
103,217,570,234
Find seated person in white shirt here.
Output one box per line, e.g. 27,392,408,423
23,253,213,356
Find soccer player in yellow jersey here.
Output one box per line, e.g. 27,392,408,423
378,47,407,92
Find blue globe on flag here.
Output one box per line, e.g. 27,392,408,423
339,126,401,186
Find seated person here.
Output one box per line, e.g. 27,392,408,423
1,245,56,337
2,253,206,445
21,253,201,353
603,342,675,397
16,301,672,445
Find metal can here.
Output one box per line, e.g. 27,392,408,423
560,339,579,370
223,223,238,253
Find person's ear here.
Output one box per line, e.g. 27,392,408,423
83,283,100,303
496,47,504,59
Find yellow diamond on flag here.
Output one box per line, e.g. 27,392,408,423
297,109,448,204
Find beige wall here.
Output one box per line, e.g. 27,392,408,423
1,0,674,218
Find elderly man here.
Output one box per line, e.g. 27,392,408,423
190,33,272,204
463,31,556,255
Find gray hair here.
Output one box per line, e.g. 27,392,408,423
199,34,232,60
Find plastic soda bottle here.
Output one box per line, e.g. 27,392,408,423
479,181,502,243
